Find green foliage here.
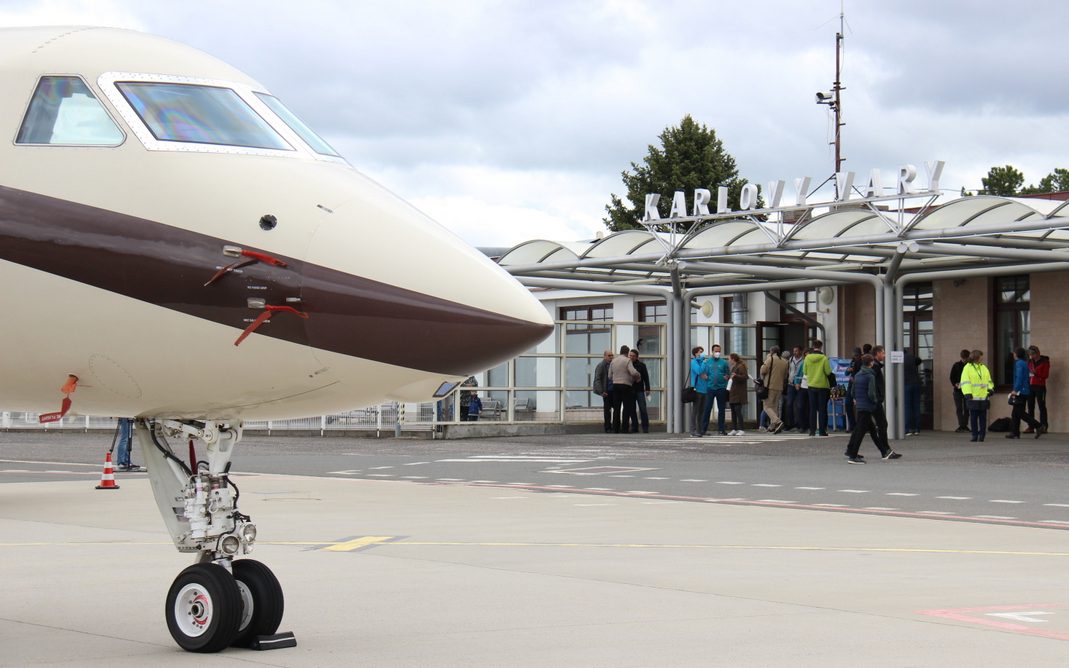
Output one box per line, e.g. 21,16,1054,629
981,165,1024,196
603,115,753,232
979,165,1069,196
1021,168,1069,195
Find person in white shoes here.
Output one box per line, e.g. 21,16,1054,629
727,353,748,437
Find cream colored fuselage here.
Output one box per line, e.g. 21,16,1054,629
0,27,552,420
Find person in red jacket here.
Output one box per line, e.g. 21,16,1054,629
1026,345,1050,433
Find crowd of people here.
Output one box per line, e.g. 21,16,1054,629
608,338,1055,463
593,345,653,433
952,345,1051,441
681,340,900,463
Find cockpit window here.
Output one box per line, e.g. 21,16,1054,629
115,82,291,151
254,92,340,157
16,76,124,146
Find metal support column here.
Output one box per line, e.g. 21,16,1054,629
874,281,884,350
894,282,906,438
670,292,688,433
881,280,899,441
666,295,678,433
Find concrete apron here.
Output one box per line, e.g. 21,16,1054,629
3,474,1069,666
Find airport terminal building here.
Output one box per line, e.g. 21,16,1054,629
493,186,1069,438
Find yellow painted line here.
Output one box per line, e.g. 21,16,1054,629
321,536,396,552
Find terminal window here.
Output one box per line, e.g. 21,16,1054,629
994,275,1030,387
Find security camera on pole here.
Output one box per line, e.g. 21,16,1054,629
815,5,846,198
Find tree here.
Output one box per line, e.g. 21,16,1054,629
603,115,753,232
1021,167,1069,195
981,165,1025,196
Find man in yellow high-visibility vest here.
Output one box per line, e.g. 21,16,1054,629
959,349,993,442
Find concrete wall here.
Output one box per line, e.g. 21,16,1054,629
932,278,989,430
839,284,876,356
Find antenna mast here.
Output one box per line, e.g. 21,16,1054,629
832,7,844,173
816,5,846,191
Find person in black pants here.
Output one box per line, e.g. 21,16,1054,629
1026,345,1050,434
1009,347,1042,439
845,354,901,463
869,345,891,452
609,345,641,434
627,349,651,433
592,350,613,433
949,349,970,433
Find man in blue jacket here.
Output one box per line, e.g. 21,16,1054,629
844,354,901,463
702,344,731,436
1008,347,1042,439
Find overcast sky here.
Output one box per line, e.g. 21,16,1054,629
5,0,1069,247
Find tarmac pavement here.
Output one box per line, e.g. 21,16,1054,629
3,450,1069,666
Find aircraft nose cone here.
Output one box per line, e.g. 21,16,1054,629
302,179,553,376
300,260,553,376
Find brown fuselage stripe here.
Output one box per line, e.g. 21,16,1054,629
0,185,551,375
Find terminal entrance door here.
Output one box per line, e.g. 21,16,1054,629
902,283,934,430
757,321,808,358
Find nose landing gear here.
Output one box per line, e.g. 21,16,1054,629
136,420,291,653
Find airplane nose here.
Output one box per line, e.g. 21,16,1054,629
301,197,553,376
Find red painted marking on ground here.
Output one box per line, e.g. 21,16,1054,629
918,604,1069,642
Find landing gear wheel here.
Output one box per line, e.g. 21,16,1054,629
231,559,284,647
165,563,242,653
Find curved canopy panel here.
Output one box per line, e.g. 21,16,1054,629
1049,200,1069,217
542,246,581,263
790,209,878,241
682,221,761,249
1005,197,1066,216
498,240,576,266
728,228,772,247
630,236,664,255
963,200,1040,228
496,193,1069,297
911,196,1017,230
581,229,658,258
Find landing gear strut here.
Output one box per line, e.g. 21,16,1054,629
135,419,288,652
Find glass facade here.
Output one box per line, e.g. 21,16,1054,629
561,305,613,409
449,317,667,423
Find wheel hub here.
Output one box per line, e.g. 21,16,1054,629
174,584,213,637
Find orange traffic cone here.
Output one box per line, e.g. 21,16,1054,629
95,452,120,490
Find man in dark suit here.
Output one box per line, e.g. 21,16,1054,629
628,349,652,433
949,349,970,432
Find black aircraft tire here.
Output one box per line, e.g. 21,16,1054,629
165,563,242,653
231,559,285,647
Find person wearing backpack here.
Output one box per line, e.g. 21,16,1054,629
959,349,993,442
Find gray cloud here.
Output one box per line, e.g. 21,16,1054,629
8,0,1069,242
